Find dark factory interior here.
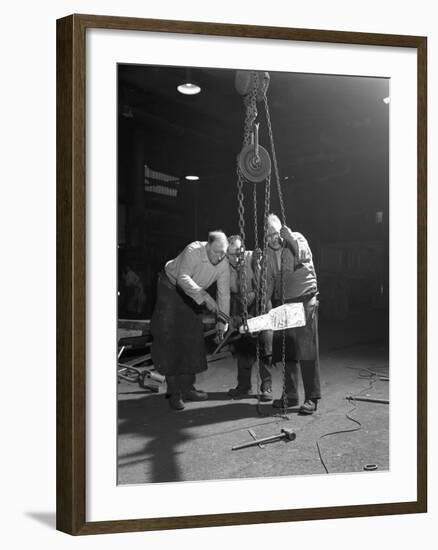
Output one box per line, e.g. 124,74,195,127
117,63,390,484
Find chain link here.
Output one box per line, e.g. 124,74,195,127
236,73,259,331
236,168,246,245
252,182,260,318
259,173,271,315
253,184,259,252
263,89,289,414
236,169,249,331
263,94,286,226
237,73,289,420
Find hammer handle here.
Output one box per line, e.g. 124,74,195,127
248,428,265,449
232,434,283,450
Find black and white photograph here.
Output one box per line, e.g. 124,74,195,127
1,0,433,543
116,63,390,485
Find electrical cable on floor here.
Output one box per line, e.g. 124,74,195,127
346,365,389,382
315,364,388,474
316,402,362,474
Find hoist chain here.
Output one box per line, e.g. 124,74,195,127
263,91,288,415
236,73,259,331
243,77,259,146
236,168,246,245
236,168,249,331
259,173,272,315
254,144,272,418
236,72,290,420
256,172,289,419
253,183,260,317
263,94,286,226
253,184,259,252
279,247,288,414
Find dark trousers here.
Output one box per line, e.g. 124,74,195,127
165,373,198,397
272,295,321,402
235,353,272,392
283,359,321,401
233,331,273,391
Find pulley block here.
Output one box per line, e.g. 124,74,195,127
235,70,270,101
238,143,271,183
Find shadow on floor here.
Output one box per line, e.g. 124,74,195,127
117,311,390,485
117,394,286,483
25,511,56,529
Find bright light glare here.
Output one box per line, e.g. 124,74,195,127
383,96,390,104
185,175,199,181
177,82,201,95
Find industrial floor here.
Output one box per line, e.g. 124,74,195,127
117,313,389,485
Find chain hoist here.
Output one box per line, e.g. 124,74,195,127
263,92,289,414
235,70,290,418
235,72,259,331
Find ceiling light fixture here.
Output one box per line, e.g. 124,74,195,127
177,68,201,95
185,175,199,181
177,82,201,95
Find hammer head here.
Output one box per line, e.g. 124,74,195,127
281,428,296,441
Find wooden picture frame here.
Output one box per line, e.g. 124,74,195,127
56,13,427,535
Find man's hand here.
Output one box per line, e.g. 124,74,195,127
214,321,228,344
280,226,310,262
203,294,218,313
230,316,241,330
279,225,295,246
252,248,263,265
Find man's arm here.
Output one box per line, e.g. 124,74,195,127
176,246,210,305
280,227,312,263
210,261,230,342
216,261,231,317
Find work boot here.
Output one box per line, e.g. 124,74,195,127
180,374,208,401
259,374,273,402
165,375,185,410
259,387,273,402
184,388,208,401
229,361,252,398
168,393,185,411
272,395,299,409
228,385,252,398
299,399,318,415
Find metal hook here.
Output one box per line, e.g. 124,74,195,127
253,122,260,162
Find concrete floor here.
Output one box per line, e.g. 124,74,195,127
117,313,389,485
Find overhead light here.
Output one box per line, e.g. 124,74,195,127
383,96,390,104
177,82,201,95
185,175,199,181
